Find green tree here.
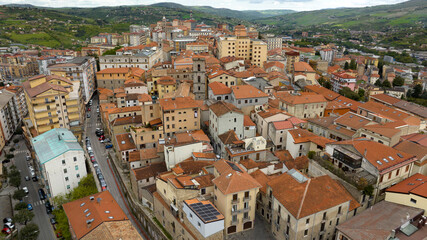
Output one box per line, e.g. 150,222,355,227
102,46,121,56
9,174,21,188
53,209,71,240
14,209,34,225
339,87,360,101
344,61,349,70
392,76,404,87
363,185,374,196
412,84,423,98
69,174,98,201
324,81,332,89
349,59,357,70
13,189,26,201
374,79,382,87
358,88,365,99
15,202,28,211
382,79,391,89
308,151,315,159
18,223,39,240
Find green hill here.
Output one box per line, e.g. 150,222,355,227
255,0,427,31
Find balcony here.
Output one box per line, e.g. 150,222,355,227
231,198,240,204
243,206,251,212
243,196,251,202
231,208,241,215
230,218,239,225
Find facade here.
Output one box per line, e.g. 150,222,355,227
96,67,144,90
0,88,23,148
268,170,359,240
159,97,200,137
192,57,207,100
285,51,300,73
385,173,427,212
23,75,85,139
0,54,38,80
99,49,163,71
265,37,282,51
275,92,327,119
48,57,97,104
32,128,87,198
217,36,267,67
331,72,357,92
230,85,269,114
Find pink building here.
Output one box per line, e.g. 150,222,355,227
331,72,357,92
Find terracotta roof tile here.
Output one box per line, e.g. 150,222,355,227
244,115,256,127
305,85,340,101
159,97,199,110
294,62,315,73
274,150,294,162
209,101,242,117
231,85,268,99
115,133,136,152
393,140,427,160
132,162,167,180
264,61,285,70
275,92,327,105
208,82,231,95
386,173,427,197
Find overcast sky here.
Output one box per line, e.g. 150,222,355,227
3,0,408,11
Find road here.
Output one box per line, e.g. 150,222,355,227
12,137,56,240
85,97,147,239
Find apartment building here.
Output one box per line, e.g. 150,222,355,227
217,36,267,67
331,72,357,92
157,76,176,99
96,67,145,90
159,97,200,137
286,128,333,158
385,173,427,212
275,92,327,119
32,128,87,198
5,85,28,118
293,62,316,83
325,139,417,203
265,37,282,51
230,85,269,115
267,170,359,240
208,70,237,87
99,48,162,70
285,51,300,74
212,159,261,235
0,54,38,80
23,75,84,139
208,82,232,102
0,88,24,148
48,57,96,103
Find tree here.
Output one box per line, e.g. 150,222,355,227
15,202,28,211
374,79,382,87
9,174,21,188
358,88,365,100
14,210,34,225
324,81,332,89
392,76,404,87
412,84,423,98
349,59,357,70
13,189,26,201
18,223,39,240
382,79,391,89
363,185,374,196
344,62,349,70
339,87,360,101
69,174,98,201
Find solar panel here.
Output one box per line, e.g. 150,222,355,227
189,202,222,223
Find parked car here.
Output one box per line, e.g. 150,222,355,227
3,218,12,224
27,204,33,211
50,217,57,225
32,176,38,182
45,201,53,214
26,155,31,161
90,156,96,163
100,179,107,191
105,144,113,149
93,162,99,168
4,222,14,230
23,187,29,195
104,138,111,143
2,159,10,164
87,108,91,111
38,189,46,200
97,173,104,181
95,168,101,175
87,147,92,152
25,176,30,181
87,113,90,118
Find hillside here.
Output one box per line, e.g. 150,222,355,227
188,6,294,20
256,0,427,31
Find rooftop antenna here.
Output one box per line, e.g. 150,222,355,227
97,197,102,204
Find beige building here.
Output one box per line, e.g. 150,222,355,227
385,173,427,212
208,70,237,87
267,170,359,240
23,75,84,139
275,92,327,119
212,159,261,235
96,67,145,90
217,36,267,68
159,97,200,137
285,51,300,73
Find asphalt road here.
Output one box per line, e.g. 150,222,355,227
13,137,56,240
86,97,146,239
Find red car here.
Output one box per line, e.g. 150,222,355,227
2,227,11,235
87,108,91,111
90,156,96,163
98,135,105,141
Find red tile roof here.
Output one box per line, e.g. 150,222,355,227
231,85,269,99
386,173,427,198
159,97,199,110
208,82,231,95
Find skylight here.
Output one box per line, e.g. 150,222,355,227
383,158,389,163
388,156,394,161
376,160,382,165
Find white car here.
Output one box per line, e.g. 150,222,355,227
87,147,92,152
23,187,29,194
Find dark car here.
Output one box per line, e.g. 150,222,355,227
38,189,47,200
50,217,57,225
105,144,113,149
32,176,38,182
3,218,12,224
2,159,10,164
45,201,53,214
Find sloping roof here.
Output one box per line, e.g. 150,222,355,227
23,80,68,98
336,201,425,240
272,120,294,130
115,133,136,151
333,96,362,112
63,191,132,240
32,128,82,165
305,85,340,101
264,61,285,70
274,150,294,162
268,173,359,219
275,92,327,105
218,130,240,145
400,133,427,147
294,62,315,73
371,93,401,105
231,85,268,99
111,115,142,126
334,112,372,130
386,173,427,198
244,115,256,127
393,140,427,162
212,159,261,195
250,169,276,194
283,155,309,171
329,139,416,173
209,101,242,117
132,162,167,180
208,82,231,95
159,97,199,110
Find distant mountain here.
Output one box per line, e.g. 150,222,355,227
3,4,35,8
188,6,295,20
255,0,427,31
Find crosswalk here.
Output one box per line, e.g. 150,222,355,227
32,200,45,206
14,150,30,155
87,123,102,128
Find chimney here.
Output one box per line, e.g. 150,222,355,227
90,196,94,201
364,148,367,157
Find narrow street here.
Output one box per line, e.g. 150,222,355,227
85,97,147,239
11,136,56,240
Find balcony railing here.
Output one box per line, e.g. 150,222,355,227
230,218,239,225
243,196,251,202
231,198,240,204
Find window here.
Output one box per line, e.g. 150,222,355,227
190,213,192,219
322,212,326,220
65,177,69,181
67,185,70,189
64,169,67,174
306,218,309,224
76,174,80,178
406,165,410,172
75,166,79,170
396,169,400,176
201,188,206,195
232,215,237,222
198,222,201,228
320,222,325,231
304,229,308,236
232,205,237,212
244,212,249,219
73,157,77,162
62,160,66,165
410,198,417,204
244,202,249,209
245,191,249,199
338,206,342,214
336,218,340,225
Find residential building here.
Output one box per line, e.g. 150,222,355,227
393,139,427,175
265,37,282,51
286,128,333,158
325,139,417,202
130,162,167,203
114,133,137,163
208,82,232,101
230,85,269,115
212,159,261,235
209,101,244,146
157,76,176,99
336,201,426,240
331,72,357,92
217,36,267,67
319,49,334,63
192,57,207,100
23,75,85,139
32,128,87,198
293,62,316,84
128,148,162,169
275,92,327,119
268,170,359,240
285,51,300,73
159,97,200,137
99,48,163,71
48,57,97,103
96,67,145,90
0,54,38,80
208,70,237,88
63,191,143,240
0,88,23,148
253,108,291,139
385,173,427,212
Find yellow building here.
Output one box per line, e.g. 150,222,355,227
96,67,145,90
385,173,427,213
208,70,237,87
285,51,300,73
157,76,176,99
159,97,200,138
23,75,84,139
212,159,261,235
217,36,267,68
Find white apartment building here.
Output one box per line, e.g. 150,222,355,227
32,128,87,198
